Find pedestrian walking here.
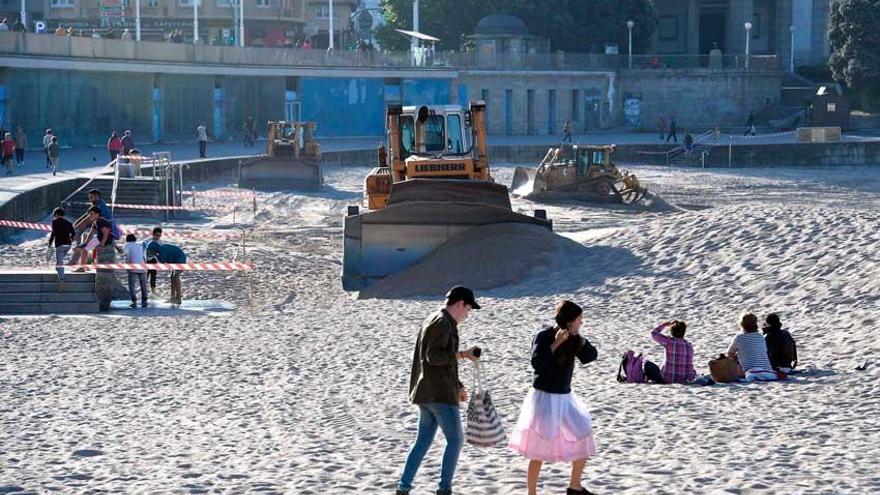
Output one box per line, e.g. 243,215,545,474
509,300,599,495
107,130,122,162
197,123,208,158
665,117,678,143
243,116,256,147
0,19,9,32
123,234,149,308
1,133,15,175
47,136,60,175
120,28,132,41
121,130,134,155
657,116,668,140
11,16,25,32
744,112,756,136
14,126,26,166
562,121,572,144
397,286,481,495
42,128,54,168
48,207,76,282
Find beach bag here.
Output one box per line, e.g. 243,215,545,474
709,354,739,383
616,350,645,383
465,360,506,447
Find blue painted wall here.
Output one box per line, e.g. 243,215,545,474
402,79,451,106
300,78,386,137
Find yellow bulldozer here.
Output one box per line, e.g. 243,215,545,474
239,121,323,190
342,101,552,291
511,145,646,204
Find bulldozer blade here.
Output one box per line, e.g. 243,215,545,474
239,156,323,191
511,167,539,197
342,180,552,291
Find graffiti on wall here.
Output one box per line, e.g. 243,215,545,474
623,93,642,127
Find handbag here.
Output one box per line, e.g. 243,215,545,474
465,360,507,447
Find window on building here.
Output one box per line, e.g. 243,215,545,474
572,89,580,122
180,0,202,6
548,89,557,134
49,0,75,7
257,0,269,7
752,13,761,39
217,0,234,7
826,102,836,113
147,0,158,6
315,5,330,18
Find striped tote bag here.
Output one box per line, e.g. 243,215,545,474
465,360,507,447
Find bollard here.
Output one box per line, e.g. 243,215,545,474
191,186,196,208
94,245,117,311
252,188,257,214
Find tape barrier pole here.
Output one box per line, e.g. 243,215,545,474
60,157,117,207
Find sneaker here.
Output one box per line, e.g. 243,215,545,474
141,301,148,308
395,491,409,495
567,488,596,495
129,302,137,308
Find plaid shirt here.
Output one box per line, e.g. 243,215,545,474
651,324,696,383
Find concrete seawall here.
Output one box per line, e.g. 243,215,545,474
2,142,879,241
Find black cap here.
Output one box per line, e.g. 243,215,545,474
445,286,480,310
88,188,101,195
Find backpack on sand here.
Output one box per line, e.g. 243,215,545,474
616,350,645,383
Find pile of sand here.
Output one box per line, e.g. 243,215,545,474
358,222,588,299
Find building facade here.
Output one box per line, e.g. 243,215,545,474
18,0,359,46
651,0,832,68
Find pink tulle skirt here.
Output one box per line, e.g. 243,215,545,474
508,388,598,462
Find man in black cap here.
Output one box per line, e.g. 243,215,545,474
397,286,481,495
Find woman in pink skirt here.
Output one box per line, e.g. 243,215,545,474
509,300,599,495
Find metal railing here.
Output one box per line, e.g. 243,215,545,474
0,32,780,72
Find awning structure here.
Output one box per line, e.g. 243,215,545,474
395,29,441,42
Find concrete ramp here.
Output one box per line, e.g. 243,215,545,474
0,271,99,315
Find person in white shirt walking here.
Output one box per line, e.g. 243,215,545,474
42,128,54,168
197,123,208,158
123,233,149,308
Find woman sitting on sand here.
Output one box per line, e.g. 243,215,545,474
508,300,599,495
727,313,780,382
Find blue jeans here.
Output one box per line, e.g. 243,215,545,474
398,403,463,493
55,245,70,280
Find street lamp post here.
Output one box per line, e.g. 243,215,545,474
135,0,141,41
789,25,795,73
744,21,752,68
412,0,419,50
193,0,199,43
19,0,25,30
328,0,334,50
626,20,634,69
239,0,244,47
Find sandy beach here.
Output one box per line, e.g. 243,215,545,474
1,162,879,494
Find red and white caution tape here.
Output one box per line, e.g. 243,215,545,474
67,262,253,271
184,190,255,199
0,220,53,231
1,219,237,240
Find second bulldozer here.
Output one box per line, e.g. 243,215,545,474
239,121,323,190
511,145,646,204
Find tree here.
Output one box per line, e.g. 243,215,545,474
375,0,657,53
828,0,880,110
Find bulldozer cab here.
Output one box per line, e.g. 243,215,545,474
398,105,470,159
364,101,490,210
575,145,616,177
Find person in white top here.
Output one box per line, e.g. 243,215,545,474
123,233,148,308
197,123,208,158
42,129,54,168
727,313,778,382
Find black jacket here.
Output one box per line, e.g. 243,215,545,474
49,217,76,247
763,326,798,370
531,326,598,394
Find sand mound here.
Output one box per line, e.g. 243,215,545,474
358,222,588,299
635,191,684,213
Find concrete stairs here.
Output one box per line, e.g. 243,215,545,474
65,177,164,219
0,271,100,314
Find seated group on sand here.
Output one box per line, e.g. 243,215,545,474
620,312,798,385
